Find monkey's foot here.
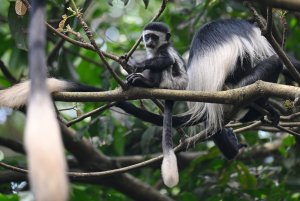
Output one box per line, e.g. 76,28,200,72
213,128,247,160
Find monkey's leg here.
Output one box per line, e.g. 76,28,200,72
126,73,159,88
236,55,283,125
215,55,283,160
213,128,247,160
236,55,283,88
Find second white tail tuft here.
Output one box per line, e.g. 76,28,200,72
161,150,179,187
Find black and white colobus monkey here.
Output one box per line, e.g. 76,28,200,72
117,19,300,158
126,22,188,187
185,19,287,144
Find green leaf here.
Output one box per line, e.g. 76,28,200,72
283,136,296,147
237,162,257,189
8,2,28,50
113,127,125,155
140,126,158,154
278,146,288,158
143,0,149,9
178,192,197,201
0,194,19,201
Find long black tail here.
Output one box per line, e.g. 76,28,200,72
161,100,179,187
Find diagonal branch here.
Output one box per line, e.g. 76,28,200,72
21,0,120,63
70,1,126,89
246,2,300,84
246,0,300,12
66,101,118,126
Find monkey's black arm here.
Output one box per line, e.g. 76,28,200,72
235,55,283,124
237,55,283,88
143,56,174,71
215,55,289,160
213,128,247,160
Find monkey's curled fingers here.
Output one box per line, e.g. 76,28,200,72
126,73,145,85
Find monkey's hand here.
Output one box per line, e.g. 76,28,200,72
213,128,247,160
126,73,145,86
265,104,280,125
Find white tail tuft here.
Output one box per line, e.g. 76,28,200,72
25,93,69,201
0,78,70,108
161,150,179,187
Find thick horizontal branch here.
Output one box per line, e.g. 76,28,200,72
246,0,300,11
53,81,299,104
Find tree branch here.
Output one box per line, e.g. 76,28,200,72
20,0,120,63
60,124,174,201
66,102,118,126
53,81,299,104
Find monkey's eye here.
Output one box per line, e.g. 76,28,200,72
145,33,159,41
151,34,159,40
145,34,151,41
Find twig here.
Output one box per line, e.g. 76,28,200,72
66,102,118,126
48,23,121,63
0,162,27,174
246,3,300,84
269,99,289,115
281,112,300,120
249,102,300,136
0,129,203,178
21,0,120,63
234,121,263,133
246,0,300,12
63,47,103,67
70,1,126,89
266,119,300,136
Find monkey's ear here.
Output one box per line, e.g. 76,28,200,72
166,32,171,41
